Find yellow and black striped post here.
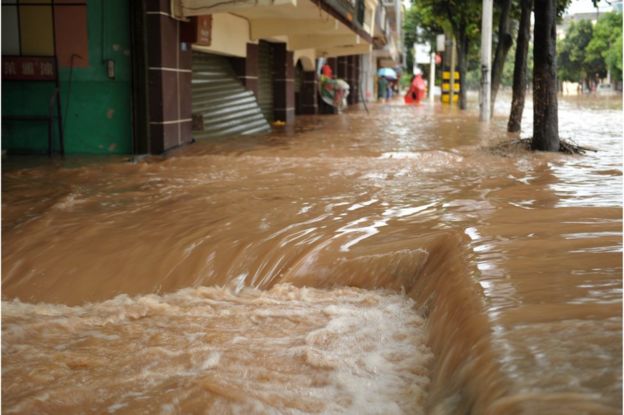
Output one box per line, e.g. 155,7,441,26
440,69,460,104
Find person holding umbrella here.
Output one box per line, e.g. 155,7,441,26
378,67,398,79
378,76,388,102
378,67,397,102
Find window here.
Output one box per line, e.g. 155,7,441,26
1,0,88,68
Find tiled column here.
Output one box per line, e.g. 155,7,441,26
353,56,360,104
348,55,360,104
230,43,259,97
347,55,356,105
273,43,295,124
300,71,318,114
337,56,348,79
145,0,192,153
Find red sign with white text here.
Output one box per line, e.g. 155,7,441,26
196,16,212,46
2,56,56,81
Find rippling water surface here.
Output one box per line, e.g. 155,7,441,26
2,94,622,414
3,285,431,414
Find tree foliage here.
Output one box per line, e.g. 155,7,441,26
416,0,482,108
403,0,446,41
403,3,444,74
586,12,623,80
557,19,606,84
403,0,482,108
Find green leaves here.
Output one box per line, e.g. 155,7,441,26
587,12,623,78
557,19,604,82
557,12,622,83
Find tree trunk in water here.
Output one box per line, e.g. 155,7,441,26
490,0,513,114
457,32,469,110
507,0,531,132
532,0,559,151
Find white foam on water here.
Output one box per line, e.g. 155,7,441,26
2,284,433,414
108,402,128,414
201,352,221,370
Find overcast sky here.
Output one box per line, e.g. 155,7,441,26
565,0,613,15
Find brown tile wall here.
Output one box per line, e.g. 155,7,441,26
229,43,258,97
273,44,295,124
347,56,355,105
245,43,259,97
300,71,318,114
337,56,348,79
145,0,193,153
347,55,360,105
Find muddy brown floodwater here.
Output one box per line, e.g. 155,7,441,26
2,95,622,414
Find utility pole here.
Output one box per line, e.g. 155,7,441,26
449,37,456,107
480,0,493,121
429,51,435,103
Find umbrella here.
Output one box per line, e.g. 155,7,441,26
378,67,397,79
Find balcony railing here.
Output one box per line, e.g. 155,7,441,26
172,0,295,16
356,0,365,25
324,0,366,29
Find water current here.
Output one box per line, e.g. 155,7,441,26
2,94,622,414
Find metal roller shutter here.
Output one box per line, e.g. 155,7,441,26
192,52,270,139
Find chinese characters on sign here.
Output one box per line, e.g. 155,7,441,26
2,57,56,81
180,15,211,46
197,15,212,46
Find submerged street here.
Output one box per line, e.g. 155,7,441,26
2,96,622,414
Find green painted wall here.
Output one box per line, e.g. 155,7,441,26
2,0,133,154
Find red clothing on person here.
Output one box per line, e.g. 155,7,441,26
404,74,426,104
321,64,333,78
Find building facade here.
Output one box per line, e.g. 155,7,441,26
2,0,403,155
2,0,133,155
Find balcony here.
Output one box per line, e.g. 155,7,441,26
175,0,373,58
323,0,366,29
172,0,296,16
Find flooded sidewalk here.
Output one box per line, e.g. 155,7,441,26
2,97,622,414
